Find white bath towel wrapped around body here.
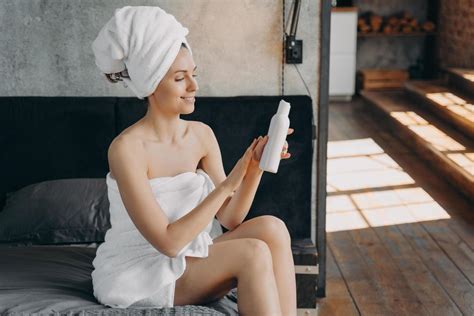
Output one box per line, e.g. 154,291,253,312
92,169,216,308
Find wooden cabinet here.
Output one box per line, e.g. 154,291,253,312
329,7,358,100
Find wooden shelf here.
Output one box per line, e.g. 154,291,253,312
331,6,358,13
358,32,436,38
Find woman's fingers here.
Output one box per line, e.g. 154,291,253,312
251,138,259,150
249,138,258,150
249,133,293,161
256,136,267,154
244,139,256,161
246,136,268,162
250,138,257,149
248,135,292,161
280,140,288,154
281,140,291,159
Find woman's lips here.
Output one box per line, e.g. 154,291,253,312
181,97,195,103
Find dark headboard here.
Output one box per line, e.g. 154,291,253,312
0,96,314,240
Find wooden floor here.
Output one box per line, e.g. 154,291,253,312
317,97,474,316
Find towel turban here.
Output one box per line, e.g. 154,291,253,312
92,6,192,99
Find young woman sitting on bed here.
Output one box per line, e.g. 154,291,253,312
91,6,296,316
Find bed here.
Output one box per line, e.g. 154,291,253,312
0,95,314,314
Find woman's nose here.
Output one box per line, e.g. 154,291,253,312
188,76,198,92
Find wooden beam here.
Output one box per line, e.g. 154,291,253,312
316,0,331,298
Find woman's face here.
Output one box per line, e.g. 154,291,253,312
148,47,198,115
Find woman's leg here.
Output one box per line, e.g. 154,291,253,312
174,238,281,316
213,215,297,316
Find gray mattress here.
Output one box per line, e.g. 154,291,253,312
0,245,238,315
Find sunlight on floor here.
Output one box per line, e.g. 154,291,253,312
426,91,466,106
327,153,415,192
462,74,474,82
426,92,474,123
326,138,451,232
327,138,384,158
390,111,465,151
327,138,415,193
447,153,474,176
389,110,474,175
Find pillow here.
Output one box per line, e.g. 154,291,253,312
0,178,110,245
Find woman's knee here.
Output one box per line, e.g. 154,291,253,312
256,215,291,245
240,238,273,269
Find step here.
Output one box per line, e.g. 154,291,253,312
405,80,474,139
445,68,474,96
361,89,474,201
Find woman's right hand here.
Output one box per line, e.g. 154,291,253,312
223,138,259,192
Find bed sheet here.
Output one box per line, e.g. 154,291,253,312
0,245,238,315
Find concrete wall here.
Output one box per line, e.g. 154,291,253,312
0,0,320,101
0,0,321,241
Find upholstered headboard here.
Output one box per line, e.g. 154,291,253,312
0,96,314,240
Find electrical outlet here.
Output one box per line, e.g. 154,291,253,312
285,37,303,64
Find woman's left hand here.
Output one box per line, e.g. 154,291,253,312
249,128,294,171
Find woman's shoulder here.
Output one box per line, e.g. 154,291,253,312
109,119,150,150
186,120,215,139
108,133,145,163
187,120,211,134
187,121,216,150
106,133,148,181
108,119,149,159
108,120,212,150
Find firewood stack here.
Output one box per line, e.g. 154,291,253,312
357,11,436,34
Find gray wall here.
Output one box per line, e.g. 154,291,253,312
0,0,321,242
354,0,429,70
0,0,320,101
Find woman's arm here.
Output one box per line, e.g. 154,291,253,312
109,135,234,258
196,123,234,229
198,123,266,230
200,125,293,230
214,135,277,230
216,166,263,230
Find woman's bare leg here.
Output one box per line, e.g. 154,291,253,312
174,238,281,315
213,215,297,316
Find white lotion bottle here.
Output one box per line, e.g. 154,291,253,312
259,100,291,173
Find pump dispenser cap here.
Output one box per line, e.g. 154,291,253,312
277,100,291,116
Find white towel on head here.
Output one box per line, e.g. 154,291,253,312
92,6,192,99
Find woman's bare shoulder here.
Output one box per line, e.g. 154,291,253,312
187,120,213,140
107,132,146,172
109,133,143,152
189,121,217,154
109,120,148,151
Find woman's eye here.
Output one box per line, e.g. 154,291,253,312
176,75,197,82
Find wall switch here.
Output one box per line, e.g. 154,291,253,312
286,36,303,64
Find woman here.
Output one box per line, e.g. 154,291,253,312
91,6,296,316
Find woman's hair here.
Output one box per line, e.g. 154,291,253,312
104,43,188,84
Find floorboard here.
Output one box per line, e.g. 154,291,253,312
319,97,473,316
317,247,359,316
